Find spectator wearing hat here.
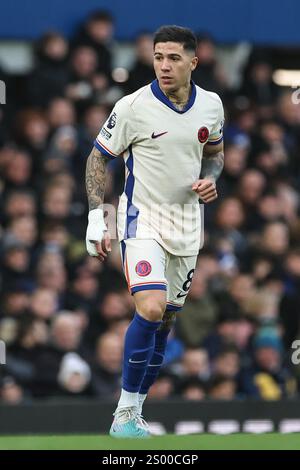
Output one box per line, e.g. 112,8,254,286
57,352,93,397
239,327,297,399
0,376,28,404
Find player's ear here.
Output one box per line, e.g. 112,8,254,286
191,56,198,71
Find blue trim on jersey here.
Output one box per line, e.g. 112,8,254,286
124,145,139,239
131,284,167,294
120,240,126,269
166,304,182,312
206,136,223,145
150,79,196,114
93,139,117,159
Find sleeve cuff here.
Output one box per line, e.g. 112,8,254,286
94,139,119,159
206,135,223,146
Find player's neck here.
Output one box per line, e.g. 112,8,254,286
164,83,191,111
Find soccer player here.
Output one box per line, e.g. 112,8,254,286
85,25,224,437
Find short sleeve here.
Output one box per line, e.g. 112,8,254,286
94,98,136,159
207,98,224,146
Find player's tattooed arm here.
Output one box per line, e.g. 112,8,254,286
85,146,110,210
192,141,224,203
201,141,224,182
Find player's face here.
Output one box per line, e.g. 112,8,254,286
153,42,198,93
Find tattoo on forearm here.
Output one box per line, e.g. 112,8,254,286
201,151,224,182
85,147,110,210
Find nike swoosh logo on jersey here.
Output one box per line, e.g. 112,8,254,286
129,359,147,364
151,131,168,139
177,292,188,298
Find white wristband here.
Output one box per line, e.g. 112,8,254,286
86,208,107,256
88,208,105,226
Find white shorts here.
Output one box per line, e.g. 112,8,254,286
120,239,197,312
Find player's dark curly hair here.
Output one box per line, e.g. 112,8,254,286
153,25,197,53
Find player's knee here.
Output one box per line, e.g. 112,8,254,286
136,295,166,322
141,304,165,322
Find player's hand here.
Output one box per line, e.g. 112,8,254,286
86,208,111,262
192,178,218,203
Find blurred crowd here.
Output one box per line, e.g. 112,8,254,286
1,11,300,405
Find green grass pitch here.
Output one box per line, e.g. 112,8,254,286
0,433,299,450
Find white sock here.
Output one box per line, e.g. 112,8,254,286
138,393,147,415
117,389,139,410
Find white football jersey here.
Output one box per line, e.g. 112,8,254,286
95,80,224,256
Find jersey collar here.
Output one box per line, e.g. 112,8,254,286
150,79,196,114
